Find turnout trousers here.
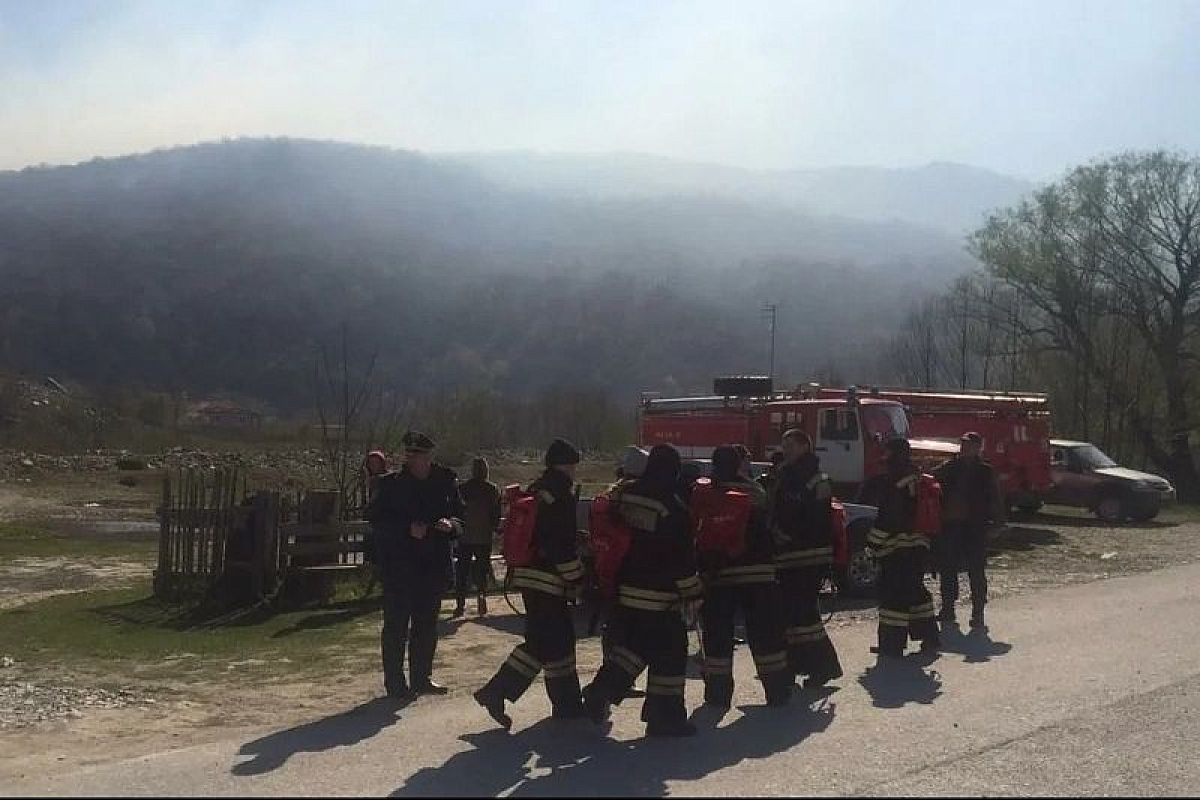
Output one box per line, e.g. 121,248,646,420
876,544,939,655
700,578,792,706
584,602,689,729
777,565,844,684
381,571,443,692
478,590,583,714
936,521,988,614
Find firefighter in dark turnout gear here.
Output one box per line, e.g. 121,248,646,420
474,439,586,729
770,430,844,688
699,446,792,708
365,432,464,698
857,437,940,657
932,432,1004,628
583,444,703,737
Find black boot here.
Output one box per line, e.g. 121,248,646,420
765,679,793,707
414,679,449,695
552,701,587,720
646,720,698,737
473,687,512,731
703,676,733,710
385,679,414,701
583,686,612,724
477,595,489,616
452,600,465,618
970,607,985,628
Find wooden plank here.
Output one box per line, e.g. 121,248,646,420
201,471,211,576
185,471,196,576
278,521,371,539
172,468,182,577
155,474,171,595
264,491,281,595
207,469,219,576
250,492,269,600
209,469,221,576
285,540,367,557
291,564,363,574
218,466,235,578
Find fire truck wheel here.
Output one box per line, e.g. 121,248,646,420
841,521,879,597
1095,494,1126,523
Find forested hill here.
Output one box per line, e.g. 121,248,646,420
445,152,1034,236
0,138,1009,410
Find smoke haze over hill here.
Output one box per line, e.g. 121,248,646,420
0,137,1019,409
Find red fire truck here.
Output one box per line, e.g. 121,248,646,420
639,377,1052,510
804,386,1053,512
637,378,1053,595
638,377,957,498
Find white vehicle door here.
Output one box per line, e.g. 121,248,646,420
815,406,864,486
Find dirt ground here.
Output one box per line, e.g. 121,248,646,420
0,556,152,611
1,468,1199,781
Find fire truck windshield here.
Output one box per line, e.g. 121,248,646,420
862,404,910,440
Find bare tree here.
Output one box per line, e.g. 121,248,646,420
312,324,389,512
884,296,946,388
972,151,1200,499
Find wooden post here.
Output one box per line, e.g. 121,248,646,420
263,491,281,596
172,468,181,581
250,491,271,601
155,473,172,597
183,470,195,578
293,490,341,568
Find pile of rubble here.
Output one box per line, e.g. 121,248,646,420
0,670,156,729
0,448,330,482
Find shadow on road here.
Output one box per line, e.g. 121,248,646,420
857,657,943,709
391,695,836,797
938,623,1013,664
231,697,408,776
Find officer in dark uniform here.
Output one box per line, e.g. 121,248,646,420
857,437,940,658
932,432,1004,628
365,431,464,698
474,439,587,729
699,445,792,709
583,444,703,737
770,430,844,688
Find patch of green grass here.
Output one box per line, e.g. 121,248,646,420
1157,502,1200,524
0,523,157,563
0,580,382,681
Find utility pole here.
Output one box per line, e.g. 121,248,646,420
761,302,777,381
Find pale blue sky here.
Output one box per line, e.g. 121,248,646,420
1,0,1198,178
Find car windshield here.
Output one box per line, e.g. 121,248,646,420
1072,444,1117,470
863,405,910,440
